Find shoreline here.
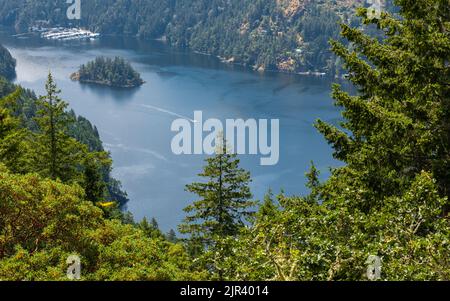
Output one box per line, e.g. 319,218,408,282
2,25,339,80
7,24,334,79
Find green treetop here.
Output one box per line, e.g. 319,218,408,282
317,0,450,206
179,136,255,279
0,88,33,174
34,72,86,182
217,0,450,281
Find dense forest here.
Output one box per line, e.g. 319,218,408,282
0,0,394,76
71,56,144,88
0,44,15,79
0,0,449,281
0,59,129,207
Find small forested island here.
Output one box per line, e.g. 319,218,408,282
70,56,144,88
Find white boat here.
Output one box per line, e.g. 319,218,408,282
40,28,100,41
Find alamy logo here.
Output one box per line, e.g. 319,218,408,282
171,111,280,166
66,255,81,280
367,0,383,20
366,255,382,281
66,0,81,20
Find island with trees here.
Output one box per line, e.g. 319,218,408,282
71,56,144,88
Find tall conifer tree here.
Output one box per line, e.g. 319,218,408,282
316,0,450,207
180,136,255,279
34,72,86,182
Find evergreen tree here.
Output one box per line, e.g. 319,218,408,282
317,0,450,206
304,162,320,204
83,152,108,203
257,190,279,222
34,72,87,182
166,229,178,243
179,136,254,279
0,88,32,173
138,217,163,239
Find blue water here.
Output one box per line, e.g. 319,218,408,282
0,33,343,232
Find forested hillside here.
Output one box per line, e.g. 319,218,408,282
0,44,15,79
0,0,394,75
0,70,201,280
0,76,129,207
0,168,203,280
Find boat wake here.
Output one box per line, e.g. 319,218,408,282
140,104,197,123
